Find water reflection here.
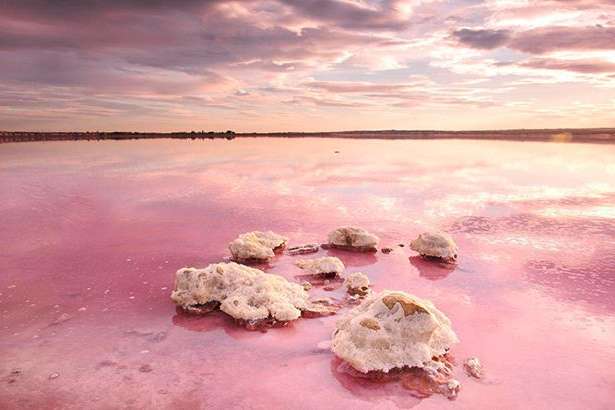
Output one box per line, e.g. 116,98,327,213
1,138,615,409
524,247,615,311
324,249,378,268
330,358,422,409
170,309,283,340
449,213,615,237
408,256,456,281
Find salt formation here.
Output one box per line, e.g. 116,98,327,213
464,357,482,379
228,231,287,262
302,296,341,318
343,272,370,296
331,290,458,373
287,243,320,256
295,256,345,277
171,262,310,322
327,227,380,252
442,379,461,399
409,232,458,263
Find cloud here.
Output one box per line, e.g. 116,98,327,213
1,0,615,131
283,0,414,31
283,95,365,108
509,26,615,54
305,81,410,93
452,28,511,49
452,25,615,57
520,58,615,73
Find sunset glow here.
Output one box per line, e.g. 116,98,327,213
2,0,614,132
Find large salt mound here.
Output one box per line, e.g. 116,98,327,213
327,227,379,252
229,231,288,262
409,232,458,263
170,262,309,322
331,290,458,373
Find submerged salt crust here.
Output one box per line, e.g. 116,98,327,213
327,227,380,251
229,231,288,262
170,262,309,322
331,290,458,373
410,232,458,263
295,256,345,275
287,243,320,255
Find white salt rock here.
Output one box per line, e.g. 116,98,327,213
229,231,288,262
295,257,345,276
343,272,370,296
443,379,461,399
170,262,309,322
327,227,379,252
464,357,482,379
410,232,458,263
331,290,458,373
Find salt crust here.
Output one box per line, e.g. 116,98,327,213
331,290,458,373
171,262,309,322
229,231,288,262
327,227,379,252
410,232,458,263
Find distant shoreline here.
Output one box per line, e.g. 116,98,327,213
1,128,614,144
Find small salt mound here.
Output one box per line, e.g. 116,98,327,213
331,290,458,373
327,227,379,252
229,231,288,262
171,262,309,322
410,232,458,263
343,272,370,296
464,357,482,379
295,256,345,276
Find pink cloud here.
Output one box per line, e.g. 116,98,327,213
452,28,511,50
453,25,615,54
510,26,615,54
282,0,413,31
305,81,411,93
521,58,615,73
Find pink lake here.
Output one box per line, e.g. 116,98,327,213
1,138,615,409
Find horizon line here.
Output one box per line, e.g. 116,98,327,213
2,126,615,135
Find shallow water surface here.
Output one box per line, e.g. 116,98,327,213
1,138,614,409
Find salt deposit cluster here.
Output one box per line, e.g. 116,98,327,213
170,226,473,398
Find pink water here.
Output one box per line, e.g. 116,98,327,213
1,138,614,409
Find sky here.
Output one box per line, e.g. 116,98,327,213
1,0,615,132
